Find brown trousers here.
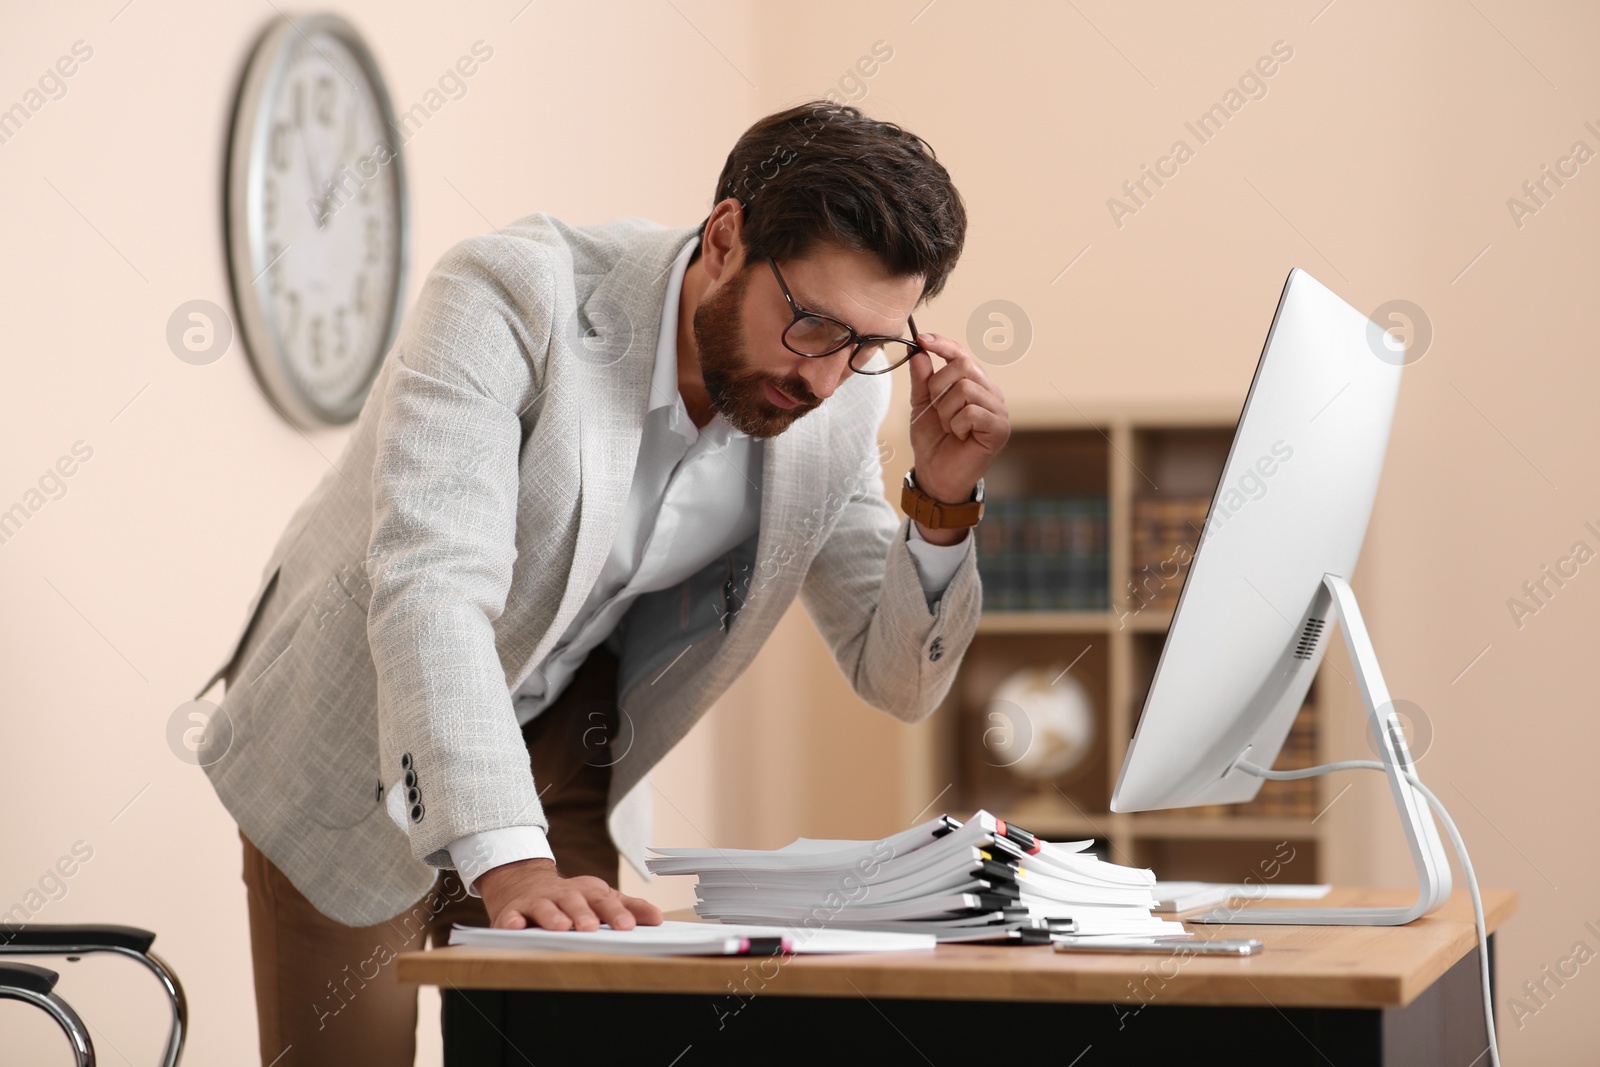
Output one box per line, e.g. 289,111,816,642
238,646,623,1067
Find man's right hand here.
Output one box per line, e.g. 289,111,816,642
474,857,664,931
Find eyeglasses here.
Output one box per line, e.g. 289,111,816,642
766,257,922,375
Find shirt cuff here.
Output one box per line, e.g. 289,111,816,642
905,521,970,596
447,826,556,898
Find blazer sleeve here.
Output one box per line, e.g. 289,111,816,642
365,234,555,869
796,377,983,723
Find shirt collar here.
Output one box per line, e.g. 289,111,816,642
652,234,746,443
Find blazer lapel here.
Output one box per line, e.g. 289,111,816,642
515,224,699,680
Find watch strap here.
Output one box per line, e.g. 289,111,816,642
901,474,985,529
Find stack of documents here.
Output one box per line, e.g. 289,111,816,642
647,811,1184,943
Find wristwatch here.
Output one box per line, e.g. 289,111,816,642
901,470,985,529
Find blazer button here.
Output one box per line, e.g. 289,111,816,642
928,636,945,662
404,769,416,788
407,786,420,805
410,803,425,822
401,752,412,771
374,781,383,803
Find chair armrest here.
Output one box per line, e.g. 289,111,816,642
0,961,59,995
0,924,156,954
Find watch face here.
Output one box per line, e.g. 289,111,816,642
228,14,407,428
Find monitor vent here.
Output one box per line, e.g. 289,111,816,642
1293,617,1326,660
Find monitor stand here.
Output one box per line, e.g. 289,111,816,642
1189,573,1454,926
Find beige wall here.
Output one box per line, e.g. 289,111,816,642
2,1,1595,1063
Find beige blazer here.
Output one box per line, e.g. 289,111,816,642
194,213,982,926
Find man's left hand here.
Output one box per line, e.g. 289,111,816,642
906,330,1011,545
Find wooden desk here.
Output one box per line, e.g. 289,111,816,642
398,887,1515,1066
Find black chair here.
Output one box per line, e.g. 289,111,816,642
0,924,184,1065
0,960,95,1065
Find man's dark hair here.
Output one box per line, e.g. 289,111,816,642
697,101,966,304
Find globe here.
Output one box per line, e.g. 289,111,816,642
982,665,1097,780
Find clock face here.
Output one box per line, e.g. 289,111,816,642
227,14,407,428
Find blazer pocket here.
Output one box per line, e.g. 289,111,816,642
207,563,284,700
257,576,384,830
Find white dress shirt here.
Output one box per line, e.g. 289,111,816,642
447,234,968,894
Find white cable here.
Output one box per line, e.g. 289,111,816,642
1237,757,1501,1067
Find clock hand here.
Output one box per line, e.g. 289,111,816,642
340,99,357,159
298,121,326,229
314,101,366,227
329,103,360,212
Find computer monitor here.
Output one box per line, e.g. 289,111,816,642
1109,267,1453,926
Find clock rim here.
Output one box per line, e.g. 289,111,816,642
225,11,410,430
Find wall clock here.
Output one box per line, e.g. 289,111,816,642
226,12,408,428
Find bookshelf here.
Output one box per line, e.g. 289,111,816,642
928,403,1332,884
